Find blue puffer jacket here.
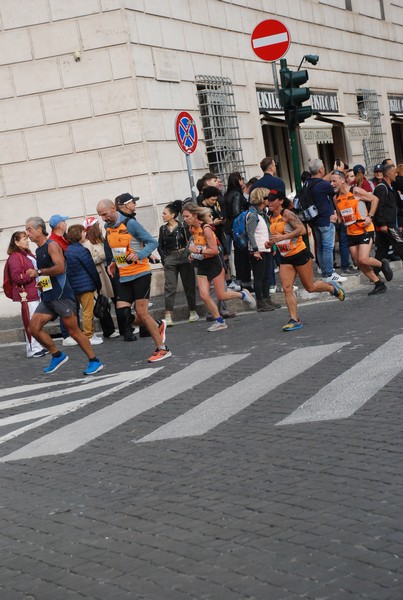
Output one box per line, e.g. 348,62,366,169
65,243,101,294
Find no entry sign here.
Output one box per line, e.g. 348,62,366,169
251,19,291,62
175,111,198,154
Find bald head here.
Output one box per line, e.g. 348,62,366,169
97,198,118,226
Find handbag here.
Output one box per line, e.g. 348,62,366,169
94,293,110,319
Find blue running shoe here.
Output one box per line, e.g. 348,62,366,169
43,353,69,374
330,281,345,301
282,319,303,332
83,359,103,375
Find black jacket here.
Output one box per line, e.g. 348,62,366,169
373,180,400,228
224,190,249,234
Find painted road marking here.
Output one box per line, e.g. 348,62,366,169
277,335,403,425
136,343,346,443
0,354,247,462
0,369,159,448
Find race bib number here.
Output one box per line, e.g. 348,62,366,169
277,239,291,256
37,275,53,291
340,207,356,225
112,247,129,268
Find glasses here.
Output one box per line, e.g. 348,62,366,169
332,170,345,177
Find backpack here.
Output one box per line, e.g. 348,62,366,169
3,258,13,299
293,179,321,223
232,210,250,250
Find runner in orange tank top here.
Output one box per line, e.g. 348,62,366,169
331,170,393,295
265,189,345,332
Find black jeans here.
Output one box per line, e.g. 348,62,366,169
234,246,252,285
250,253,270,301
375,228,403,261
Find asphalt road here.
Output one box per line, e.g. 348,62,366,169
1,276,403,600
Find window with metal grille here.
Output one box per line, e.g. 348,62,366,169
357,89,386,170
195,75,245,185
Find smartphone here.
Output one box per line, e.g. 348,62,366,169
335,159,341,167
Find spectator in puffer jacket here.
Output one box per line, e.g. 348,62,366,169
65,224,103,346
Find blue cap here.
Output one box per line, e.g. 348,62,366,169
49,214,68,228
353,164,365,176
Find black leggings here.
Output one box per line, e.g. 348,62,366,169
250,253,270,301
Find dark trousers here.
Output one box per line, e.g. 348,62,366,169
375,228,403,261
164,251,196,312
234,246,252,285
250,253,270,301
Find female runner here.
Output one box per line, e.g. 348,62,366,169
265,189,345,331
182,203,256,332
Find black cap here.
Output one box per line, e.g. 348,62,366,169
373,163,384,173
115,193,139,206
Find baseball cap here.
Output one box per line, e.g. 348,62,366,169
49,214,68,229
83,216,98,230
115,193,139,206
373,163,384,172
353,164,365,176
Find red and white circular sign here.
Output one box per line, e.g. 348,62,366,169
251,19,291,62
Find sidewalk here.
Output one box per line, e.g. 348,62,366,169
1,262,401,344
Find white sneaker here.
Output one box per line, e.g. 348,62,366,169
207,320,228,332
63,336,78,347
133,326,140,334
90,335,103,345
317,267,322,274
274,267,279,273
324,272,347,283
227,281,241,292
108,331,120,338
241,288,257,310
165,314,173,327
280,285,299,292
269,285,277,294
188,311,200,322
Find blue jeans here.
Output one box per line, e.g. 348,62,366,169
313,224,335,278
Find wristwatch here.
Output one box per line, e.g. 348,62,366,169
37,269,42,275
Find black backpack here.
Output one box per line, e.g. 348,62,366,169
293,179,321,223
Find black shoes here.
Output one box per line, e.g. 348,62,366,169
368,281,387,295
380,259,393,282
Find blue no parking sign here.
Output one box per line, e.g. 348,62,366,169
175,111,198,154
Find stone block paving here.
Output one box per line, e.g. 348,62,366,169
1,276,403,599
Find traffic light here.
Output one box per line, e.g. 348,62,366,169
279,58,313,127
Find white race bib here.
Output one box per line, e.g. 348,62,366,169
340,207,356,225
112,247,129,269
277,239,291,256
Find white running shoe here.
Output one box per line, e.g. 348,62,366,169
324,272,347,283
165,314,173,327
188,311,200,322
227,281,241,292
90,335,103,345
62,336,78,347
280,285,299,292
108,331,120,338
241,289,257,310
207,320,228,332
269,285,277,294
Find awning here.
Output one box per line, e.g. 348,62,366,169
300,117,333,145
260,112,286,125
316,113,371,141
391,113,403,124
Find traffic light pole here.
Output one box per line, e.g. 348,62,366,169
288,123,302,194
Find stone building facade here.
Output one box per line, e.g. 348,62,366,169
0,0,402,314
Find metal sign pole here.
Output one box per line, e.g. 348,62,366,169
186,154,196,201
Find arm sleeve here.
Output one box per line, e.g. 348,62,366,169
104,234,113,265
8,254,35,285
374,185,387,226
157,226,167,263
232,192,244,218
246,212,258,252
81,247,102,289
127,220,158,259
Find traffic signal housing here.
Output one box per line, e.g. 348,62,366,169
279,58,313,127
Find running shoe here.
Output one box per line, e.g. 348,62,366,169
83,359,103,375
207,321,228,332
90,335,103,345
157,319,167,344
148,347,172,363
107,331,120,338
368,281,387,295
282,319,303,332
188,311,200,322
62,336,78,347
241,288,257,310
324,272,347,283
43,353,69,374
31,349,47,358
269,285,277,294
381,258,393,282
165,314,173,327
227,281,241,291
329,281,345,301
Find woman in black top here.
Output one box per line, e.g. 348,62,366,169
158,201,199,326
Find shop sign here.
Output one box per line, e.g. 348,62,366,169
257,88,339,114
388,96,403,113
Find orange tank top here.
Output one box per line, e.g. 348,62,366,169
269,211,306,257
106,222,150,278
336,191,374,236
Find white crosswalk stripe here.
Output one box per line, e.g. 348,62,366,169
277,334,403,426
0,354,247,462
136,343,346,443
